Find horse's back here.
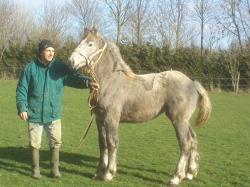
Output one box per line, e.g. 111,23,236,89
136,70,195,92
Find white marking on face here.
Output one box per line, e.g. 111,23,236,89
68,38,98,70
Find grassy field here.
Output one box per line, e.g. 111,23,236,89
0,80,250,187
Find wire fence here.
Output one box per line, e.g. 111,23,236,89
192,77,250,92
1,66,250,92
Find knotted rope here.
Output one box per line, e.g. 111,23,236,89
83,66,99,112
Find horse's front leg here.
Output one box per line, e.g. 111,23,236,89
93,117,108,180
103,116,119,181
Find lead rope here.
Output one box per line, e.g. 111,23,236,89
77,66,99,148
77,43,107,148
82,65,99,111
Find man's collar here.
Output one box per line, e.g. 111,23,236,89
37,58,55,67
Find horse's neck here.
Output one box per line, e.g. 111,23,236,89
94,51,115,84
94,43,136,85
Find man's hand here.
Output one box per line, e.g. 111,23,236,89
19,112,28,121
89,81,100,91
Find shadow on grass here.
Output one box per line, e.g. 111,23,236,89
118,164,170,186
0,146,171,184
0,146,98,178
119,164,169,176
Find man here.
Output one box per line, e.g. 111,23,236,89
16,39,98,179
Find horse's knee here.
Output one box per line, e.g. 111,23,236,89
107,140,118,151
106,130,119,151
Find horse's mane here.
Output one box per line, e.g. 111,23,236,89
107,42,135,78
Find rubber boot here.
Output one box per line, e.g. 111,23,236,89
31,148,42,179
50,148,61,178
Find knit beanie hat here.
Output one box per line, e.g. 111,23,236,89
38,39,54,53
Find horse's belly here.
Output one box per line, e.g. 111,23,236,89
120,100,164,123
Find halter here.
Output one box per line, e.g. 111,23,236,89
74,42,107,68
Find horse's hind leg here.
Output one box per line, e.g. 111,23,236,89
93,117,108,180
170,119,193,185
186,127,199,180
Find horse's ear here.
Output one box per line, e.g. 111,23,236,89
92,26,98,35
84,28,90,34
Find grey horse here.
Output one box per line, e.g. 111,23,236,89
67,28,212,186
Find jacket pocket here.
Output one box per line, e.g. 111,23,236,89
28,99,40,119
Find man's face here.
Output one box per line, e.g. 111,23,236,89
40,47,55,64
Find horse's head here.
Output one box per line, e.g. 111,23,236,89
68,27,107,70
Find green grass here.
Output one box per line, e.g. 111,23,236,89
0,80,250,187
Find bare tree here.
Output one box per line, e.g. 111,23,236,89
217,0,249,93
155,0,187,49
68,0,101,36
129,0,151,46
246,0,250,12
219,0,243,52
0,0,15,64
37,0,70,46
104,0,132,43
154,0,173,47
192,0,212,59
0,1,34,65
239,0,250,44
226,48,241,94
206,25,221,52
169,0,186,49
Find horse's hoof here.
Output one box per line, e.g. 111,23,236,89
169,176,180,185
103,172,113,181
186,173,193,180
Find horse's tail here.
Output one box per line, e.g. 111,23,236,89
193,81,212,127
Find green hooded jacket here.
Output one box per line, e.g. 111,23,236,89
16,58,90,123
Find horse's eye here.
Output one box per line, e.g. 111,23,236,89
88,42,93,47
